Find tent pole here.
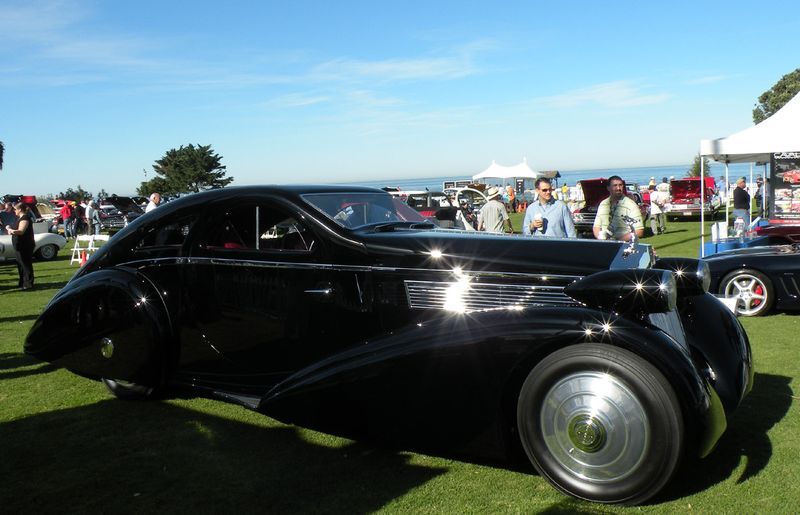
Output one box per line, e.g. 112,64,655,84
725,162,730,223
700,156,705,256
749,163,754,226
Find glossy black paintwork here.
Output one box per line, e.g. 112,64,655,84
25,185,752,462
704,244,800,312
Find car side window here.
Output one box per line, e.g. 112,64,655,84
202,204,315,252
136,216,195,249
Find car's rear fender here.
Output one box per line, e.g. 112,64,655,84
24,267,173,388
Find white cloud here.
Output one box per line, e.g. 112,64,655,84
535,81,671,109
311,55,478,82
685,75,730,85
263,92,330,109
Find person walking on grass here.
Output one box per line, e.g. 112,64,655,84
478,187,513,233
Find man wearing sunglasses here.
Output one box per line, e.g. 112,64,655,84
522,178,576,237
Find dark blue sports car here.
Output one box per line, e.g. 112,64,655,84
704,243,800,316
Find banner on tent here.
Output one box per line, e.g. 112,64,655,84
770,152,800,220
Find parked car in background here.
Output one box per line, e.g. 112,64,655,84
2,195,57,234
704,243,800,316
752,222,800,245
99,195,144,230
25,185,752,505
665,177,719,221
0,231,66,261
571,178,649,237
404,191,458,228
444,187,489,212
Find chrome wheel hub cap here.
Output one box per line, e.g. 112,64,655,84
724,274,766,316
540,371,649,482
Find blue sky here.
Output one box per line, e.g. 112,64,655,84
1,0,799,195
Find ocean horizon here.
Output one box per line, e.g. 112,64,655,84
345,162,767,192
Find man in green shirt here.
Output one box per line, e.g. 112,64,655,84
592,176,644,241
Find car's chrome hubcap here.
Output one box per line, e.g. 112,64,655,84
540,371,649,482
724,274,767,316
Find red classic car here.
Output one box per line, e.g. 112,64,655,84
665,177,719,220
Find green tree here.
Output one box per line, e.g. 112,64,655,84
687,153,712,177
139,144,233,196
58,186,93,202
753,68,800,124
0,140,5,170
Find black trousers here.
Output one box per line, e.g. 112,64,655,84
14,247,34,289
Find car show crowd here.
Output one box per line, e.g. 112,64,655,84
0,192,163,291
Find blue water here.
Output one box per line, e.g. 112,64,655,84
345,162,766,192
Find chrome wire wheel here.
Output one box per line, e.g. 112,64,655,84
540,371,648,483
721,270,773,317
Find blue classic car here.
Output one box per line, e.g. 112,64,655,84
25,185,752,505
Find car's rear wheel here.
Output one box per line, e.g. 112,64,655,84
36,244,58,261
720,269,773,316
517,344,684,505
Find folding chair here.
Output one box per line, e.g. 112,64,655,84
88,234,110,253
70,235,94,265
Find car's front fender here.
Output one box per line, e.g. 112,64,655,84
25,267,172,388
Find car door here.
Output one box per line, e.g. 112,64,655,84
182,197,339,387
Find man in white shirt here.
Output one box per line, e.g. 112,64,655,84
146,192,162,213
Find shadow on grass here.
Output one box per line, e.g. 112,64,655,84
0,352,60,380
0,314,40,324
659,372,793,502
0,399,447,513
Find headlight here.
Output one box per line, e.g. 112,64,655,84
565,269,677,315
653,257,711,295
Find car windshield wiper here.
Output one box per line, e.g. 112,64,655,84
372,221,437,232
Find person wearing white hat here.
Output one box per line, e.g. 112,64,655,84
478,186,513,233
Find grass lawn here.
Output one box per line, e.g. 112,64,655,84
1,223,798,513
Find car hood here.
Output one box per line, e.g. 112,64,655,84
577,178,609,207
355,229,648,275
671,178,715,199
704,244,800,261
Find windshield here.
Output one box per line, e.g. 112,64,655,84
303,192,427,229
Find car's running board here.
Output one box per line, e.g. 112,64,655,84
212,390,261,409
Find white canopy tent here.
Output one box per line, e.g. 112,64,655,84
472,158,539,181
698,92,800,255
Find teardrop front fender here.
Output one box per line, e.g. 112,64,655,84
25,267,172,387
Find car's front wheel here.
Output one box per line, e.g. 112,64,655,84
36,244,59,261
720,269,773,316
517,344,684,505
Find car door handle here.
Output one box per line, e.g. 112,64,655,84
304,282,335,297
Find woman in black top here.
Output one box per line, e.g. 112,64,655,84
4,202,35,290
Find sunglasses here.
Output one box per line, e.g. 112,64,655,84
539,188,552,192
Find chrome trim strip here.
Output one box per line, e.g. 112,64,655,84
119,256,584,282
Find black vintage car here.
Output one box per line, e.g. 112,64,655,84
98,195,144,230
25,185,752,505
704,243,800,316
